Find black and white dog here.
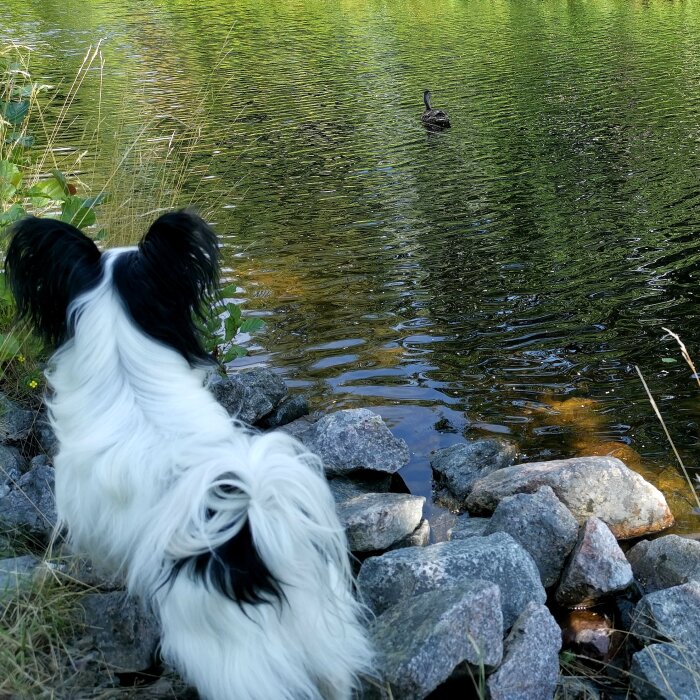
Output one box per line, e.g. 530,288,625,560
5,211,372,700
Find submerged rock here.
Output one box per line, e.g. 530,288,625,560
358,532,545,629
466,456,673,539
337,493,425,552
483,486,578,587
487,602,562,700
627,535,700,593
0,462,56,541
430,440,517,510
301,409,409,475
367,582,503,700
556,517,632,608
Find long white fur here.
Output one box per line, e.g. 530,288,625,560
48,250,373,699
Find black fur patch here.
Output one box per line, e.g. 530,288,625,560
4,216,103,346
173,519,284,608
112,210,220,365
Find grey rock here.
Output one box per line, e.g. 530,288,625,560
631,581,700,651
260,395,309,429
487,602,562,700
277,414,318,441
368,582,503,700
429,511,458,543
0,459,21,500
34,414,58,457
630,643,700,700
0,463,56,541
358,532,546,628
0,442,26,476
627,535,700,593
484,486,578,587
556,676,601,699
466,456,673,539
337,493,424,552
451,515,491,540
209,368,287,425
431,440,517,510
0,554,40,598
327,473,392,503
301,409,409,476
556,517,632,607
388,518,430,551
80,591,160,672
0,393,34,443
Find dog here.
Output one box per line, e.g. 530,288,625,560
5,211,373,700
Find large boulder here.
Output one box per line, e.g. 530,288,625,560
337,493,425,552
627,535,700,593
556,517,633,608
430,440,517,511
483,486,578,587
358,532,545,629
301,409,409,476
367,582,503,699
466,457,673,539
487,602,562,700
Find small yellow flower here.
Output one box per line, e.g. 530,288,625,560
28,379,38,389
17,354,25,363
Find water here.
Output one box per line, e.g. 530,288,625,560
3,0,700,530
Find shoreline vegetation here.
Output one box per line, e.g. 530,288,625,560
1,42,700,700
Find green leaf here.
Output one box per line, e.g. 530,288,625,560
61,196,96,228
0,203,27,228
225,303,241,322
661,357,678,364
239,317,265,333
82,192,108,208
94,228,109,241
50,169,71,195
4,133,34,148
221,345,248,363
0,274,13,302
224,314,240,341
27,176,68,202
0,160,22,187
0,100,30,126
0,182,16,202
0,332,21,361
220,283,238,297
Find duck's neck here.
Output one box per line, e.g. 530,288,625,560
423,91,432,110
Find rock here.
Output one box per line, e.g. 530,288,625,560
556,676,601,699
0,393,34,443
431,440,517,510
337,493,425,552
483,486,578,587
301,409,409,476
627,535,700,593
630,643,700,700
0,554,40,598
259,395,309,429
556,517,633,608
0,443,26,476
388,519,430,550
0,456,21,500
487,602,562,700
630,581,700,651
466,456,673,539
367,582,503,700
34,414,58,457
562,610,614,662
277,414,317,441
62,557,126,592
80,591,160,672
327,473,392,503
450,515,491,540
358,532,546,628
429,511,458,543
209,368,287,425
0,463,56,541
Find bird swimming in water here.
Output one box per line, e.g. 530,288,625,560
421,90,451,129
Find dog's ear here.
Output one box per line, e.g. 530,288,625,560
111,209,220,365
4,216,103,346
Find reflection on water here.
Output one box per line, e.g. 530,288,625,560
3,0,700,531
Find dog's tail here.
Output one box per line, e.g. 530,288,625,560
129,429,373,700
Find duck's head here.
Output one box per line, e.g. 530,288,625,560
423,90,432,109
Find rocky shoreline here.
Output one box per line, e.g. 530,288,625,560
2,368,700,699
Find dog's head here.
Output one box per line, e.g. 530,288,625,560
4,210,220,364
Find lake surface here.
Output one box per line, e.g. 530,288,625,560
3,0,700,529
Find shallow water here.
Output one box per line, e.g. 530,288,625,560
3,0,700,530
